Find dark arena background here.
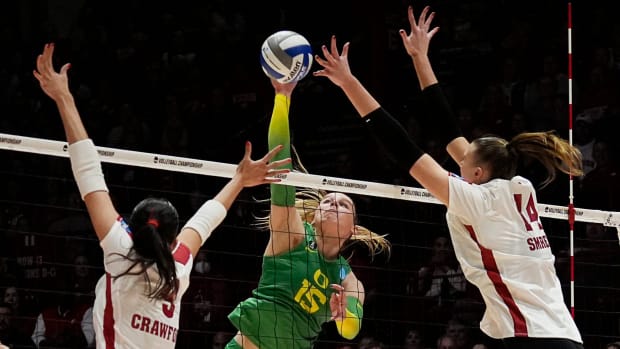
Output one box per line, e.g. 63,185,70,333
1,1,620,348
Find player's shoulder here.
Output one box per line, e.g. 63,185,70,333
447,172,473,189
448,172,465,181
508,175,534,191
105,216,131,236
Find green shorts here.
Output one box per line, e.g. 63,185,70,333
225,339,242,349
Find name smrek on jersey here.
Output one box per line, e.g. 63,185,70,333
526,234,550,251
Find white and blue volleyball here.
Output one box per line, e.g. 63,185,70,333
260,30,313,83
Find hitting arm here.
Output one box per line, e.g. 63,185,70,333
265,81,305,256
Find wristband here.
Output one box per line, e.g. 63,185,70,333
183,200,227,244
68,139,109,200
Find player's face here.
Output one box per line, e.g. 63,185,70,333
459,143,483,184
314,193,356,243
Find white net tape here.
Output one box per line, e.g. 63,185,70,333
2,132,619,238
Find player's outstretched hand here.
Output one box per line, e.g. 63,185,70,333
313,35,355,88
235,142,291,187
399,6,439,59
33,43,72,102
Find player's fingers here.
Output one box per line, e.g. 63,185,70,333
341,42,350,58
269,159,291,169
40,44,49,72
262,178,283,184
244,141,253,160
263,144,284,162
398,29,409,43
33,70,42,82
43,43,55,72
425,12,436,27
314,54,326,64
321,44,335,63
408,6,417,28
36,54,45,75
330,284,345,292
329,35,340,57
60,63,71,76
420,6,430,25
268,168,290,176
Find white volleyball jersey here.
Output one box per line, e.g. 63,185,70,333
93,217,193,349
446,175,582,343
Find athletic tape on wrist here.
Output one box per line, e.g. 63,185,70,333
68,139,109,200
183,200,227,244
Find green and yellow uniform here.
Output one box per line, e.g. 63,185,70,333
228,222,351,348
226,92,360,348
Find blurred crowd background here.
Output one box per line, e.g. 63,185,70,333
1,1,620,348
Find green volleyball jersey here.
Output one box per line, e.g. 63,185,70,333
228,222,352,348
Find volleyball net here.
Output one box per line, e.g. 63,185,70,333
2,132,619,228
1,132,620,348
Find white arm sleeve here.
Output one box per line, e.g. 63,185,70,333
31,313,46,347
68,139,109,200
81,307,95,347
182,200,227,244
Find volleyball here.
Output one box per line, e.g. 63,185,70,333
260,30,313,83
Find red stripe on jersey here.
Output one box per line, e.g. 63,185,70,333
464,225,528,336
172,242,191,265
103,273,115,348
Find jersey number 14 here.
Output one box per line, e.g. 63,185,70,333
513,193,543,231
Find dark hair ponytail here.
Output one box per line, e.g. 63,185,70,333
114,198,180,300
